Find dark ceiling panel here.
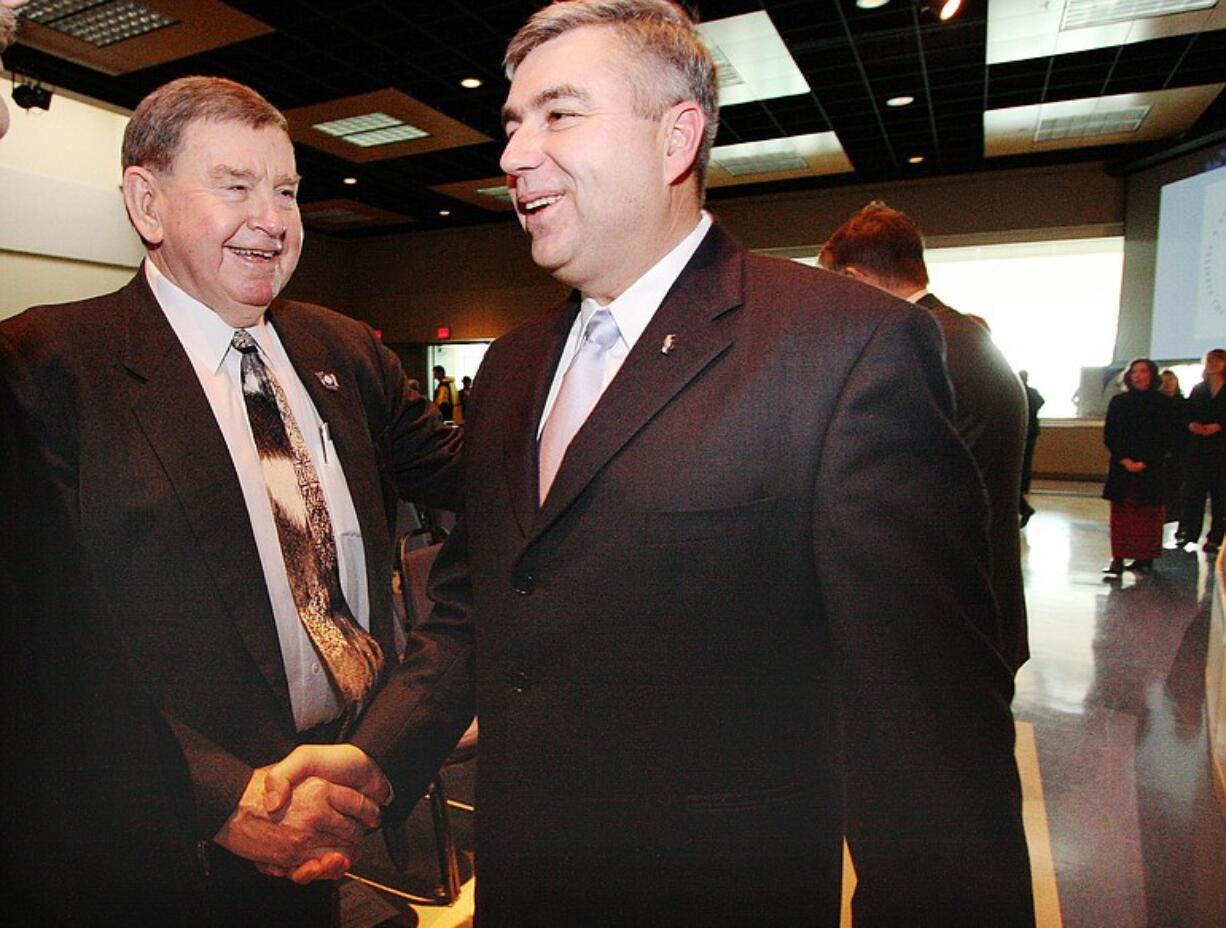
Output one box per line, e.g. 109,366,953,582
5,0,1222,237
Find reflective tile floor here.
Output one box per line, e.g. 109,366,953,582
343,483,1226,928
1014,484,1226,928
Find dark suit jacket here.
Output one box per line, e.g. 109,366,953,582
0,270,462,923
918,293,1029,671
360,224,1034,927
1,377,203,926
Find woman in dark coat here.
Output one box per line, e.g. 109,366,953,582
1159,370,1187,523
1102,358,1168,576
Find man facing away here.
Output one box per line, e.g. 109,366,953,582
1018,369,1045,525
820,202,1030,673
0,76,464,925
290,2,1034,925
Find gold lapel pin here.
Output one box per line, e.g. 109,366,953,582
661,334,677,355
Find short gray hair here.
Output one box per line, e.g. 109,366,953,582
122,76,288,173
504,0,719,189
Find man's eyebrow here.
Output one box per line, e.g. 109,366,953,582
501,84,592,128
207,165,301,185
209,165,256,182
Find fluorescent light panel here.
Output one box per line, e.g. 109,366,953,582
343,125,428,147
1062,0,1216,31
312,111,430,148
983,84,1223,156
305,208,373,226
696,11,810,106
475,185,512,202
707,131,853,186
714,143,808,176
22,0,178,47
1034,104,1150,140
987,0,1226,64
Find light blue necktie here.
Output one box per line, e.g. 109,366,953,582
539,309,621,503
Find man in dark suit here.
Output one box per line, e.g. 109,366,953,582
1019,370,1046,525
303,2,1033,925
820,202,1030,672
0,77,462,925
1,378,204,926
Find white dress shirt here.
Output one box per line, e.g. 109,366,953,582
146,261,368,731
538,212,714,438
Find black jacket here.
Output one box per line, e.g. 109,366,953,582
1102,388,1169,505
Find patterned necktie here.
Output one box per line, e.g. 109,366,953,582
231,329,383,727
539,308,621,503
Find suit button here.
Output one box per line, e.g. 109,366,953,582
509,670,531,694
513,573,535,595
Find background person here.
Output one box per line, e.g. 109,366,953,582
1019,369,1045,526
0,1,29,140
1159,369,1187,527
432,364,459,421
1175,348,1226,553
1101,358,1169,576
819,201,1030,673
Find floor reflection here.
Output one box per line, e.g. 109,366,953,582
1015,485,1225,928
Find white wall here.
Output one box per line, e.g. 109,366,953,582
1,77,142,320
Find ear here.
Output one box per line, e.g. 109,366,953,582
122,165,165,246
661,101,705,186
841,265,870,282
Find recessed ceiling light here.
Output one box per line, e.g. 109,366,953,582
939,0,962,20
908,155,925,164
342,177,357,185
438,209,451,217
460,77,482,89
887,95,915,108
856,0,892,8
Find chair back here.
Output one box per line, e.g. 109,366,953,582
398,536,443,631
394,534,477,761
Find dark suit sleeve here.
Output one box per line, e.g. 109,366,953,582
813,308,1034,926
349,338,477,815
349,516,476,816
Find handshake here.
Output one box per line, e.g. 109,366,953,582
214,744,393,884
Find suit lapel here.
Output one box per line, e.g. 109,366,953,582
269,305,395,650
121,272,293,720
527,224,742,547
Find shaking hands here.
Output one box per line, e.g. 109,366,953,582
214,744,393,884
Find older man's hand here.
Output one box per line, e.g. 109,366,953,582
258,743,394,883
213,760,383,883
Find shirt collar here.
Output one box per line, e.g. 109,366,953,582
579,211,714,348
904,287,929,304
145,259,271,374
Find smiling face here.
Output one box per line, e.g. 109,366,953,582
500,25,701,303
130,119,302,327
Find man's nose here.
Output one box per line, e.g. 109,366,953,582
248,192,287,237
500,124,544,177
